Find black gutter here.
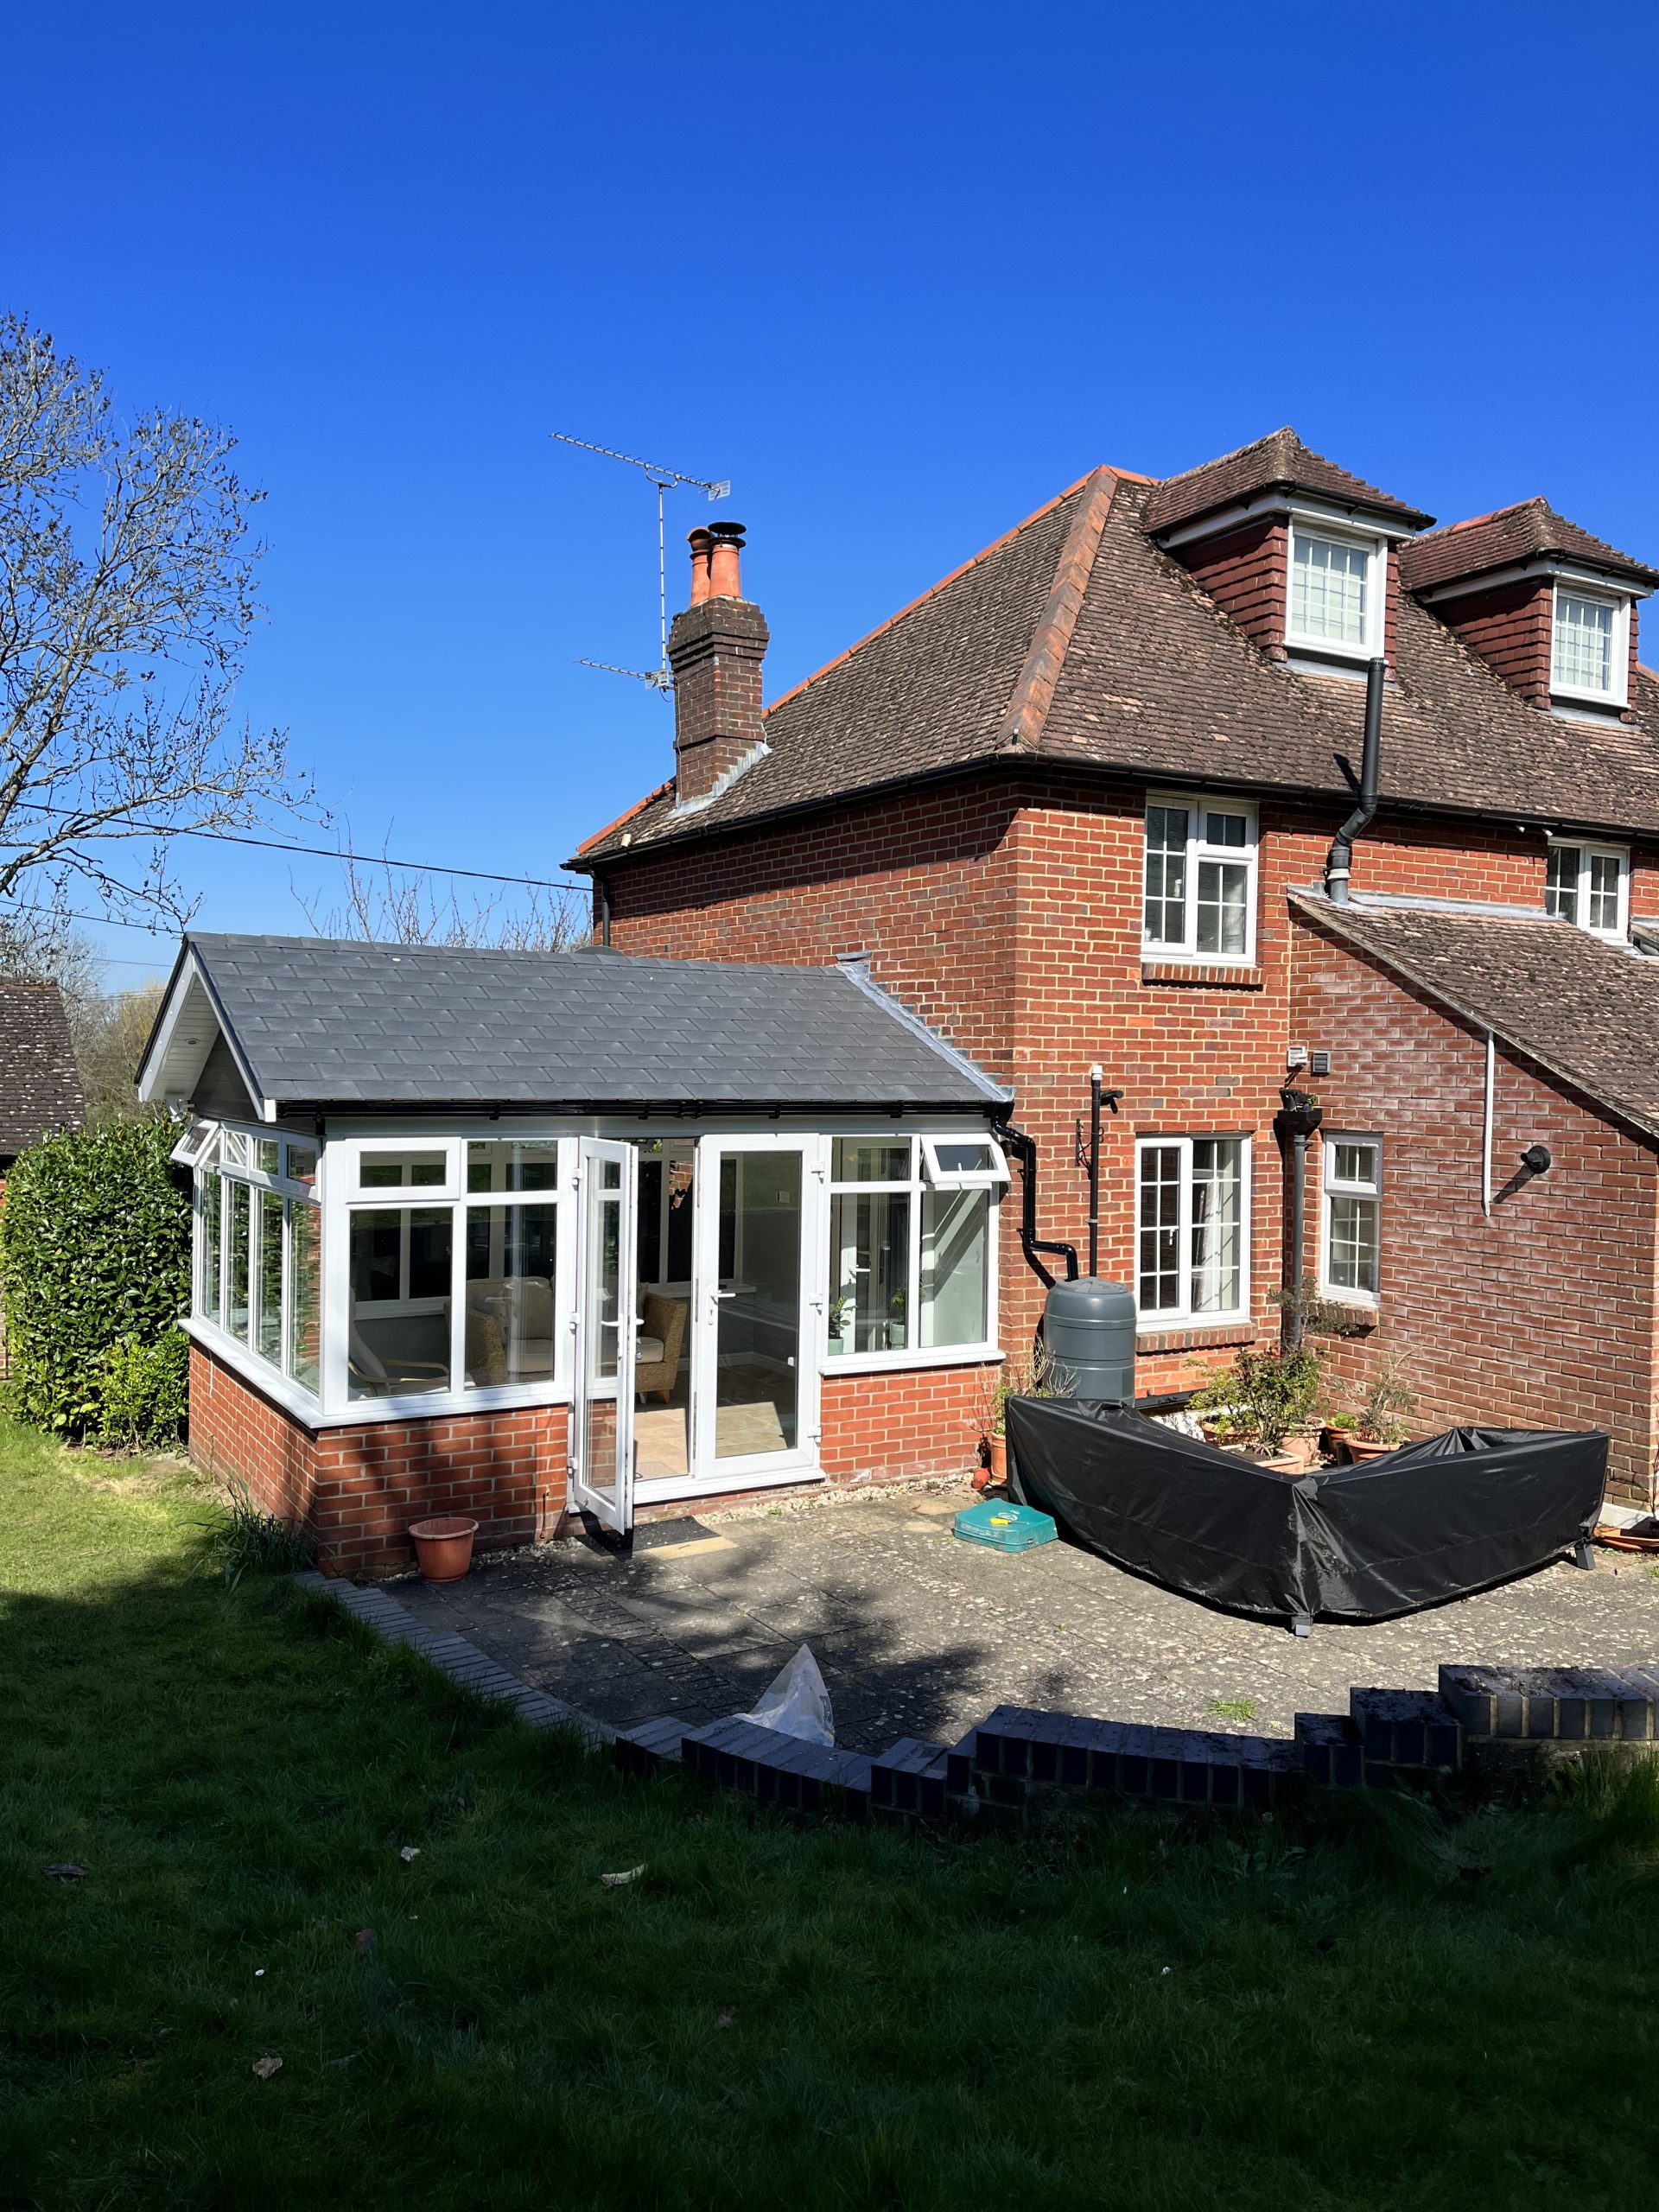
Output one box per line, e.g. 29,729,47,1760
997,1122,1079,1290
1323,656,1385,905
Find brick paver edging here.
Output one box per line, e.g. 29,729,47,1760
292,1570,613,1747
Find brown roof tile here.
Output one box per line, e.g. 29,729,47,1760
0,982,84,1159
1141,427,1433,536
1398,498,1659,594
574,457,1659,868
1290,893,1659,1142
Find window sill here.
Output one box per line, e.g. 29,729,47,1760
1311,1297,1378,1333
822,1344,1004,1378
1141,962,1263,988
1135,1320,1257,1355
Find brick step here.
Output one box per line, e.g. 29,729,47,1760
1440,1664,1659,1745
969,1704,1298,1808
679,1716,874,1818
868,1738,950,1821
1348,1688,1463,1770
1294,1713,1365,1789
613,1714,687,1777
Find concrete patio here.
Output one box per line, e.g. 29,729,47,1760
389,1481,1659,1755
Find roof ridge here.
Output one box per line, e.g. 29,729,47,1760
1410,496,1548,543
1152,426,1295,492
996,467,1120,752
760,470,1103,723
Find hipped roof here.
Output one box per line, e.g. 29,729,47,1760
0,981,84,1157
575,442,1659,868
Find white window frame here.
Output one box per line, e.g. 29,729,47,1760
1141,794,1260,965
1319,1134,1382,1309
1551,582,1630,709
190,1122,324,1409
1133,1135,1251,1327
1286,517,1388,664
823,1131,1003,1374
1544,838,1630,940
170,1117,219,1169
919,1134,1010,1191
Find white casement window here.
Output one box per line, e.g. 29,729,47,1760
1551,587,1629,705
1545,841,1629,938
193,1125,322,1399
1135,1136,1249,1324
1142,797,1259,963
1320,1135,1381,1305
341,1137,564,1402
1287,523,1385,659
825,1134,1002,1362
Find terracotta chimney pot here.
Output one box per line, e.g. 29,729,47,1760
708,521,747,600
686,527,715,607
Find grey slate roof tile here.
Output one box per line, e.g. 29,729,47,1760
182,936,1008,1112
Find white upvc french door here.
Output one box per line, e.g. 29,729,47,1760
689,1134,821,1486
569,1137,637,1535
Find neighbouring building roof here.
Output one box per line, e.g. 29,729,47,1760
1141,426,1434,537
1290,892,1659,1143
0,981,84,1160
1397,498,1659,595
141,934,1011,1113
574,456,1659,867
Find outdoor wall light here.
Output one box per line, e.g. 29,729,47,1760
1518,1144,1553,1179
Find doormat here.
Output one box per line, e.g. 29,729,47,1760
632,1516,721,1554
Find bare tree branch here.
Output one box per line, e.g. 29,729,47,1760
0,315,313,933
296,842,587,953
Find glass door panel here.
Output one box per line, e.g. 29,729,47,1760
693,1139,816,1476
570,1140,636,1535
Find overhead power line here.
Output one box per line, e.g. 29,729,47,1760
4,803,589,893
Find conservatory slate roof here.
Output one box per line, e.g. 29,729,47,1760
171,934,1009,1111
0,981,84,1160
1290,893,1659,1144
574,442,1659,866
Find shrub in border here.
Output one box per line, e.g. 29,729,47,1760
0,1120,191,1443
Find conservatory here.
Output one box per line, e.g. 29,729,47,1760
140,934,1011,1560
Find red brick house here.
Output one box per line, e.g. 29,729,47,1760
573,431,1659,1508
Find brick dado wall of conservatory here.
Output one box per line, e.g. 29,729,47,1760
188,1343,994,1577
1289,918,1659,1505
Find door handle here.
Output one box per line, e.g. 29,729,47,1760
713,1289,737,1300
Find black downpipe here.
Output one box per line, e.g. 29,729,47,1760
999,1123,1079,1289
593,875,613,947
1274,1086,1323,1351
1325,656,1386,905
1087,1067,1103,1277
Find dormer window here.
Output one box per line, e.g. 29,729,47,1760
1545,841,1628,938
1286,522,1385,661
1551,586,1628,707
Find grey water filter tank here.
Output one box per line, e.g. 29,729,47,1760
1043,1277,1137,1404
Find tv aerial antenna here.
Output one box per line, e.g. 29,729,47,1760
551,432,730,694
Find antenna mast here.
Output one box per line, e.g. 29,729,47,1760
551,432,730,693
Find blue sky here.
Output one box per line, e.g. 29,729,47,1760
6,1,1656,986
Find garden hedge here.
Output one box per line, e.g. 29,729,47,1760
0,1120,191,1444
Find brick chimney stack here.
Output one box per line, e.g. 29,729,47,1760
669,521,769,804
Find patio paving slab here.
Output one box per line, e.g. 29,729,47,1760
385,1484,1659,1755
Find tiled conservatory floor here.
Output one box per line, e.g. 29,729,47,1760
633,1363,793,1479
389,1479,1659,1757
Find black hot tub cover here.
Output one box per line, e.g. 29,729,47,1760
1005,1398,1607,1626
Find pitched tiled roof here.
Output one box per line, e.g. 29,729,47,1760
1141,427,1433,536
174,935,1010,1109
0,982,84,1158
1290,893,1659,1142
1398,498,1659,594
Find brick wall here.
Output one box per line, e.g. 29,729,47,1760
1290,913,1659,1503
819,1361,996,1482
1176,517,1288,656
1432,577,1554,705
188,1341,569,1579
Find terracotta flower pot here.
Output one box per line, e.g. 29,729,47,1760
408,1515,479,1583
980,1435,1007,1489
1342,1436,1397,1464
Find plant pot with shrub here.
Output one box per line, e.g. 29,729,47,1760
1192,1344,1325,1467
1338,1359,1416,1463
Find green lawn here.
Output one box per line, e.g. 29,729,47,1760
3,1426,1658,2211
